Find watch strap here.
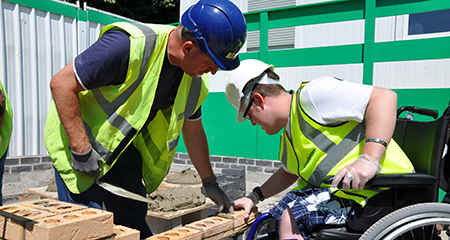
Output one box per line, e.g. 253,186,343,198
253,186,265,202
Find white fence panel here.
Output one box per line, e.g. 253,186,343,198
0,0,117,157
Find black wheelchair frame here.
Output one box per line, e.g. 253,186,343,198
247,105,450,240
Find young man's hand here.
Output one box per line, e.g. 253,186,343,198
332,154,381,190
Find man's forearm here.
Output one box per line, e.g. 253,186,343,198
50,62,90,153
182,119,214,179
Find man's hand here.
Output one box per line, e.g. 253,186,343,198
332,154,382,190
71,145,102,177
202,175,233,213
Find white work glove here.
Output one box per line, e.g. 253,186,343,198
202,175,234,213
332,154,382,191
70,145,102,177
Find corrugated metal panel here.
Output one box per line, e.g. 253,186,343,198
295,20,365,48
247,27,295,51
296,0,333,4
269,27,295,49
0,1,79,156
0,0,115,157
265,64,364,91
209,64,363,92
247,31,260,51
374,59,450,89
375,16,396,42
249,0,295,11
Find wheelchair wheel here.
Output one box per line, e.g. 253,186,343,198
247,213,278,240
360,203,450,240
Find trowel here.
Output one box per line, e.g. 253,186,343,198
96,181,152,204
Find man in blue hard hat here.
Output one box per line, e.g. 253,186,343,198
44,0,246,238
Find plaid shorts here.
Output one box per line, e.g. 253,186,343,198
269,188,356,239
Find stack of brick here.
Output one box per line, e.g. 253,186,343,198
219,169,246,202
0,198,139,239
147,208,259,240
207,169,246,216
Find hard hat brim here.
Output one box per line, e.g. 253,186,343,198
236,74,282,122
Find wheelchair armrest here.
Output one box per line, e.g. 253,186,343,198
366,173,436,188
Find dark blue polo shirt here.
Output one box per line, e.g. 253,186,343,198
73,30,201,121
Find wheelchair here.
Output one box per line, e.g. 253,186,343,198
247,105,450,240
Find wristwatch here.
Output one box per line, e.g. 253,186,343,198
253,186,265,202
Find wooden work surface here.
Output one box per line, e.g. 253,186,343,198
27,187,58,200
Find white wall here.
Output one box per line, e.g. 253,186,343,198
201,0,450,92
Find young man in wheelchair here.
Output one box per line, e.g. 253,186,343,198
224,59,414,240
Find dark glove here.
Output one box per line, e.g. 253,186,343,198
202,175,233,213
70,145,102,177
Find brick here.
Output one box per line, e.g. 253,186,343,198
5,158,19,165
21,157,41,165
222,157,237,164
11,165,32,173
173,159,186,165
215,163,231,169
273,161,283,168
210,156,222,163
33,163,53,171
222,169,245,177
0,205,56,239
185,216,234,239
27,208,114,239
215,173,226,183
20,199,87,215
113,225,140,240
255,160,273,167
41,156,52,163
247,166,263,172
217,208,259,234
0,199,114,239
146,226,203,240
178,153,190,160
0,204,114,239
0,205,55,220
238,158,255,165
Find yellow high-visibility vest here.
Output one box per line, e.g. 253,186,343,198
0,82,12,157
45,22,209,194
279,83,414,205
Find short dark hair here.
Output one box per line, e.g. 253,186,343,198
180,25,198,47
251,69,286,96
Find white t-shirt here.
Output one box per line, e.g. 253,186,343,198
300,76,373,125
282,76,373,173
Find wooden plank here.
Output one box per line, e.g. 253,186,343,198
27,187,58,200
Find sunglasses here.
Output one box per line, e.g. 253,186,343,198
243,93,265,120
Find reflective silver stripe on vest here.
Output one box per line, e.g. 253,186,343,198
184,76,202,120
87,23,157,162
83,121,113,161
168,136,180,152
287,89,366,187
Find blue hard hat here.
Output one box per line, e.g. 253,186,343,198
181,0,247,70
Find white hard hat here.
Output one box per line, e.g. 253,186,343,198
225,59,280,122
